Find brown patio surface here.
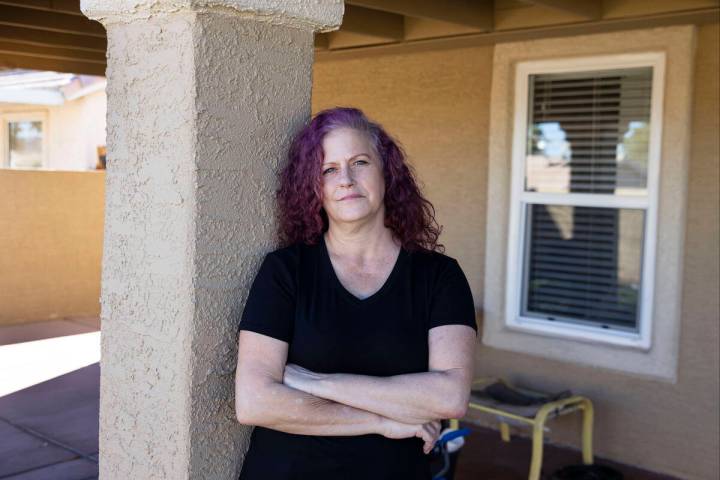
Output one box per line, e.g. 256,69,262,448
0,318,679,480
453,423,679,480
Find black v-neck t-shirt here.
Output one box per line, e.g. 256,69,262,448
237,236,477,480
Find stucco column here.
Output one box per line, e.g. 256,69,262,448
79,1,342,478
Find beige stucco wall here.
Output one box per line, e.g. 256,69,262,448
0,169,104,325
0,90,107,171
313,22,719,479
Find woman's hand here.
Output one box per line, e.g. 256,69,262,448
380,417,442,455
283,363,325,395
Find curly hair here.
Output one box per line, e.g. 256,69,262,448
276,107,444,253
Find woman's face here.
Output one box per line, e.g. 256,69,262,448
320,127,385,227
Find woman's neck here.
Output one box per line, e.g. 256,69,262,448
324,222,399,265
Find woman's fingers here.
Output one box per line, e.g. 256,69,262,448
420,421,442,454
428,420,441,439
401,420,445,454
425,421,441,441
423,422,437,441
416,424,433,451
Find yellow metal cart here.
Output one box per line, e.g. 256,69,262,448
466,377,594,480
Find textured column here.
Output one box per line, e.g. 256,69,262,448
80,1,343,478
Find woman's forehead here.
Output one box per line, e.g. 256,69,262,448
323,127,371,146
321,128,376,161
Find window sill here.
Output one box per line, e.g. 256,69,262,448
483,319,677,382
506,316,650,351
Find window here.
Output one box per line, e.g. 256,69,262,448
506,53,665,349
1,113,48,169
484,27,694,381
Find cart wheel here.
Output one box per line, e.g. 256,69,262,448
550,464,623,480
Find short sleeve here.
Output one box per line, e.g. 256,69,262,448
238,252,295,343
428,258,478,334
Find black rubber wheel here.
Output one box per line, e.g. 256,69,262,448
550,464,624,480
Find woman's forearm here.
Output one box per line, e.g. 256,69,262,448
321,371,467,424
285,366,469,425
236,378,386,436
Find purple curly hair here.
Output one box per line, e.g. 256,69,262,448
276,107,444,253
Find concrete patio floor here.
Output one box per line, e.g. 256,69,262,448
0,317,679,480
0,317,100,480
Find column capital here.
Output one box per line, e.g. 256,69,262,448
81,0,344,32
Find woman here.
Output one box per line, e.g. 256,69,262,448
234,107,477,479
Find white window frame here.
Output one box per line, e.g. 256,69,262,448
1,112,50,169
505,52,666,350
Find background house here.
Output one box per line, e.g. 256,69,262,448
0,69,106,171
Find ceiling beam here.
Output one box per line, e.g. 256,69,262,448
526,0,603,20
327,31,397,49
0,1,82,16
317,7,719,59
0,4,104,37
0,25,106,51
342,4,404,40
0,40,105,64
346,0,493,31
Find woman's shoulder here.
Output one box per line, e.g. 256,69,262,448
264,240,320,268
408,246,460,271
265,242,298,261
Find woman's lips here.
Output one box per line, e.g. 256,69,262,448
340,195,362,201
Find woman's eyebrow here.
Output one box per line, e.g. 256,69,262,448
322,153,370,166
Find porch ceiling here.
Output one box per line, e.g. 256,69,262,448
0,0,718,75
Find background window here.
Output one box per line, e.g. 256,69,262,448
8,120,44,168
519,67,653,333
507,55,663,347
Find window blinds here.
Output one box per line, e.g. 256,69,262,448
526,67,652,196
523,205,644,329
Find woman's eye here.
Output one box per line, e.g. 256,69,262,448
322,160,366,175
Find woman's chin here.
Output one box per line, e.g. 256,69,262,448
326,203,384,225
331,210,374,224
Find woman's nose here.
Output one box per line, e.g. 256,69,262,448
337,166,354,186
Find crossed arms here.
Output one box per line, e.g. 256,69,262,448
234,324,476,452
